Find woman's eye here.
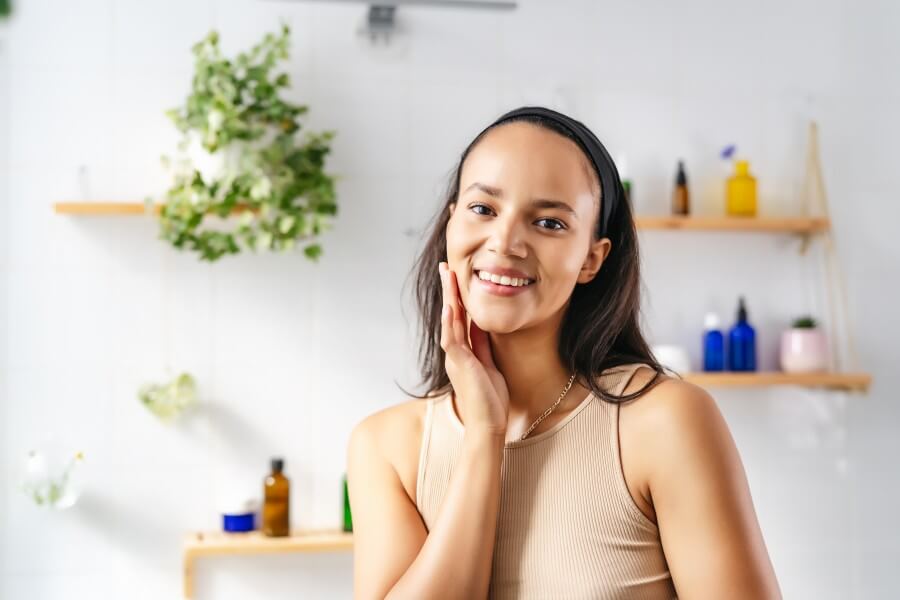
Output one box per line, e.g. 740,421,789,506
468,204,567,231
536,218,565,231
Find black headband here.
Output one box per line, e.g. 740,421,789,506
477,106,622,238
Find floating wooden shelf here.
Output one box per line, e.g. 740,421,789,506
683,371,871,392
183,530,352,598
634,215,830,233
53,202,258,216
54,203,829,234
54,202,160,215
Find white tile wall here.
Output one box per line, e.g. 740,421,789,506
1,17,10,591
3,0,900,598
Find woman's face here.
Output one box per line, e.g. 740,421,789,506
446,121,612,334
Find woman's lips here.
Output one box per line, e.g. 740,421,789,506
472,271,534,297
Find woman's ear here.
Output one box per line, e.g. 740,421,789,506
577,237,612,284
449,202,456,217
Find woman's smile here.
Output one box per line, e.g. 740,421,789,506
472,269,536,297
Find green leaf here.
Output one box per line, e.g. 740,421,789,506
304,243,322,260
158,25,338,263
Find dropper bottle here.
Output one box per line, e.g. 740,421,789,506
672,160,689,215
727,296,757,371
262,458,290,537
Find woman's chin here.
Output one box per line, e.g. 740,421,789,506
468,311,526,335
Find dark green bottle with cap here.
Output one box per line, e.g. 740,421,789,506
343,473,353,532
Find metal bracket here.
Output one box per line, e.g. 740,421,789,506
365,4,397,43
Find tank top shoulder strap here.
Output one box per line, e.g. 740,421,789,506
597,362,656,398
415,395,436,507
597,362,662,531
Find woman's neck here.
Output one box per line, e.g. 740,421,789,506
487,317,590,429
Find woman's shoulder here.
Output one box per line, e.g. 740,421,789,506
619,366,720,429
348,394,438,502
618,367,732,518
350,396,432,457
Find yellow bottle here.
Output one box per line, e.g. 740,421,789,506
726,159,757,216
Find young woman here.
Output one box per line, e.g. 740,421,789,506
347,106,781,599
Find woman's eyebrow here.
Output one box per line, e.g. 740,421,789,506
463,182,577,217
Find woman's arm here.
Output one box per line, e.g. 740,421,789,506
348,417,503,600
627,379,782,599
348,261,509,599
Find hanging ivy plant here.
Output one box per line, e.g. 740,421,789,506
158,24,338,262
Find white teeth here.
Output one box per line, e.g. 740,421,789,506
476,270,533,287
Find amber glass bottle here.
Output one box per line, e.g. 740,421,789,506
672,160,689,215
263,458,290,537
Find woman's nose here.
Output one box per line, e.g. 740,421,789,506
486,217,526,257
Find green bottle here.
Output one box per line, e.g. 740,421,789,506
343,473,353,532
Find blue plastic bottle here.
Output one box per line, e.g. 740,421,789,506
702,312,725,371
728,296,756,371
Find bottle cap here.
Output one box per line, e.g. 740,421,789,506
676,160,687,185
703,312,721,330
271,458,284,474
737,296,748,321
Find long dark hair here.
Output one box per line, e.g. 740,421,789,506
399,110,668,404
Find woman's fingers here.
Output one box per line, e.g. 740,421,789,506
439,263,451,350
439,262,461,351
447,269,468,346
439,262,453,315
439,261,468,350
469,318,496,370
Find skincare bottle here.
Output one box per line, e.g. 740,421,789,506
726,159,757,216
702,312,725,371
728,297,757,371
672,160,689,215
343,473,353,533
262,458,290,537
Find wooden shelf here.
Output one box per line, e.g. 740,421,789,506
183,530,352,598
683,371,871,392
184,529,353,556
54,202,160,215
634,215,830,233
53,202,257,216
55,203,829,234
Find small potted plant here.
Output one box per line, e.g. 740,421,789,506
157,24,338,262
138,372,198,423
779,315,829,373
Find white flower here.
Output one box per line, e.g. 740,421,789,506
250,176,272,200
207,109,225,131
278,215,296,234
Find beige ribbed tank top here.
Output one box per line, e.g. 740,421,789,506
415,362,677,599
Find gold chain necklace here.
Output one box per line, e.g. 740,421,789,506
520,372,577,441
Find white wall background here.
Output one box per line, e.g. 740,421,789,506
1,15,10,595
2,0,899,598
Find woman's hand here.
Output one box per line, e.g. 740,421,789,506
439,261,510,438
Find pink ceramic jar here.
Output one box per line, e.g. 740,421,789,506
779,328,829,372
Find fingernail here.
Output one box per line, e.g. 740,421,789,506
442,304,450,319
